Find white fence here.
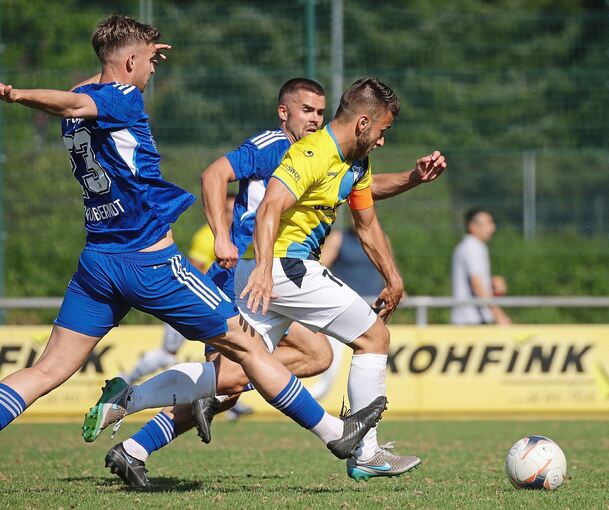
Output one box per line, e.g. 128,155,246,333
2,296,609,326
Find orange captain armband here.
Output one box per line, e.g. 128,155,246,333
347,187,373,210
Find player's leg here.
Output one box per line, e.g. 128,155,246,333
97,313,384,459
121,324,184,384
308,335,345,400
87,249,384,458
236,258,418,479
106,403,194,489
1,255,124,431
273,324,334,378
193,324,334,439
0,325,100,431
323,303,421,480
208,314,387,460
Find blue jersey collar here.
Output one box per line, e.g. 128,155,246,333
325,124,345,162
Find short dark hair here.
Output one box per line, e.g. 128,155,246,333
278,78,325,105
335,78,400,121
465,209,491,229
92,14,160,63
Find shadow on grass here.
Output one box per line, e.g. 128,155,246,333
60,475,369,495
61,475,205,492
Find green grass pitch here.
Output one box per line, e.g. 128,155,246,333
0,419,607,509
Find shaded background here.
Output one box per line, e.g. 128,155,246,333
2,0,609,324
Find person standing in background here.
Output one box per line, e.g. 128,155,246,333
451,209,511,325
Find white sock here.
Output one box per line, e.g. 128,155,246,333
347,353,387,461
310,411,344,444
123,438,149,462
127,362,216,414
124,348,176,385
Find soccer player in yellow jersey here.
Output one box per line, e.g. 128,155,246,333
238,78,445,480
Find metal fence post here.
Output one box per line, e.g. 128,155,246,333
416,305,428,326
523,150,536,240
304,0,316,79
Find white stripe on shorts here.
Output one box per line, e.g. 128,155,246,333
170,255,221,309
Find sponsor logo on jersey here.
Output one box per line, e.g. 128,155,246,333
281,163,301,182
84,199,125,222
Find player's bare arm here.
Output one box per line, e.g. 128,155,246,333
371,150,447,200
241,177,296,314
0,82,97,119
201,156,239,268
351,205,404,322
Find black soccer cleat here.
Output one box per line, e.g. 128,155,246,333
192,397,222,444
326,396,388,460
105,443,150,489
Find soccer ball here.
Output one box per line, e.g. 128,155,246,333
505,435,567,490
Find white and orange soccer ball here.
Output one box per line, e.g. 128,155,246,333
505,435,567,490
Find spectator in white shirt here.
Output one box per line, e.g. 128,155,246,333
451,209,511,325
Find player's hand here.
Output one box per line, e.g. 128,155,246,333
374,280,405,323
413,150,447,183
214,237,239,269
153,43,172,65
0,82,18,103
240,264,277,315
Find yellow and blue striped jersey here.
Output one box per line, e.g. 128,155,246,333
244,125,372,260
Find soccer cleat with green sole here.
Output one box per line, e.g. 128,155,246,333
82,377,132,443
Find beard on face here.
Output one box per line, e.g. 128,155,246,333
352,128,373,161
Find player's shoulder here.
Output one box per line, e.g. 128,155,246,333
247,129,289,151
76,82,143,107
288,129,329,161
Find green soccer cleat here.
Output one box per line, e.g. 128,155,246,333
347,442,421,481
82,377,132,443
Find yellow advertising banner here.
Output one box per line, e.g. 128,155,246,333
1,325,608,419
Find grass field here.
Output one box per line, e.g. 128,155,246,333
0,418,607,509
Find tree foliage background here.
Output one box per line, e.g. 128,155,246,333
2,0,609,323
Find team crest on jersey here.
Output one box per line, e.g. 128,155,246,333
303,149,314,157
350,157,369,184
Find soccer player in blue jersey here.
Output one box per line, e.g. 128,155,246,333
0,14,387,476
102,77,446,487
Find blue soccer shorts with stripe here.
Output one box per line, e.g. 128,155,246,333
54,244,238,340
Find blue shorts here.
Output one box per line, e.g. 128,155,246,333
55,244,238,340
206,261,236,301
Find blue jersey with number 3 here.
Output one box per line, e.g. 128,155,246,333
61,82,195,253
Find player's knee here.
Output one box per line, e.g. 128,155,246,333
214,359,250,395
304,338,334,376
352,318,390,354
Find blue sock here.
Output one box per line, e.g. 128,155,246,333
131,412,176,455
268,375,324,429
0,384,27,430
243,382,254,392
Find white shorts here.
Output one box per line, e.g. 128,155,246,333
235,258,377,351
